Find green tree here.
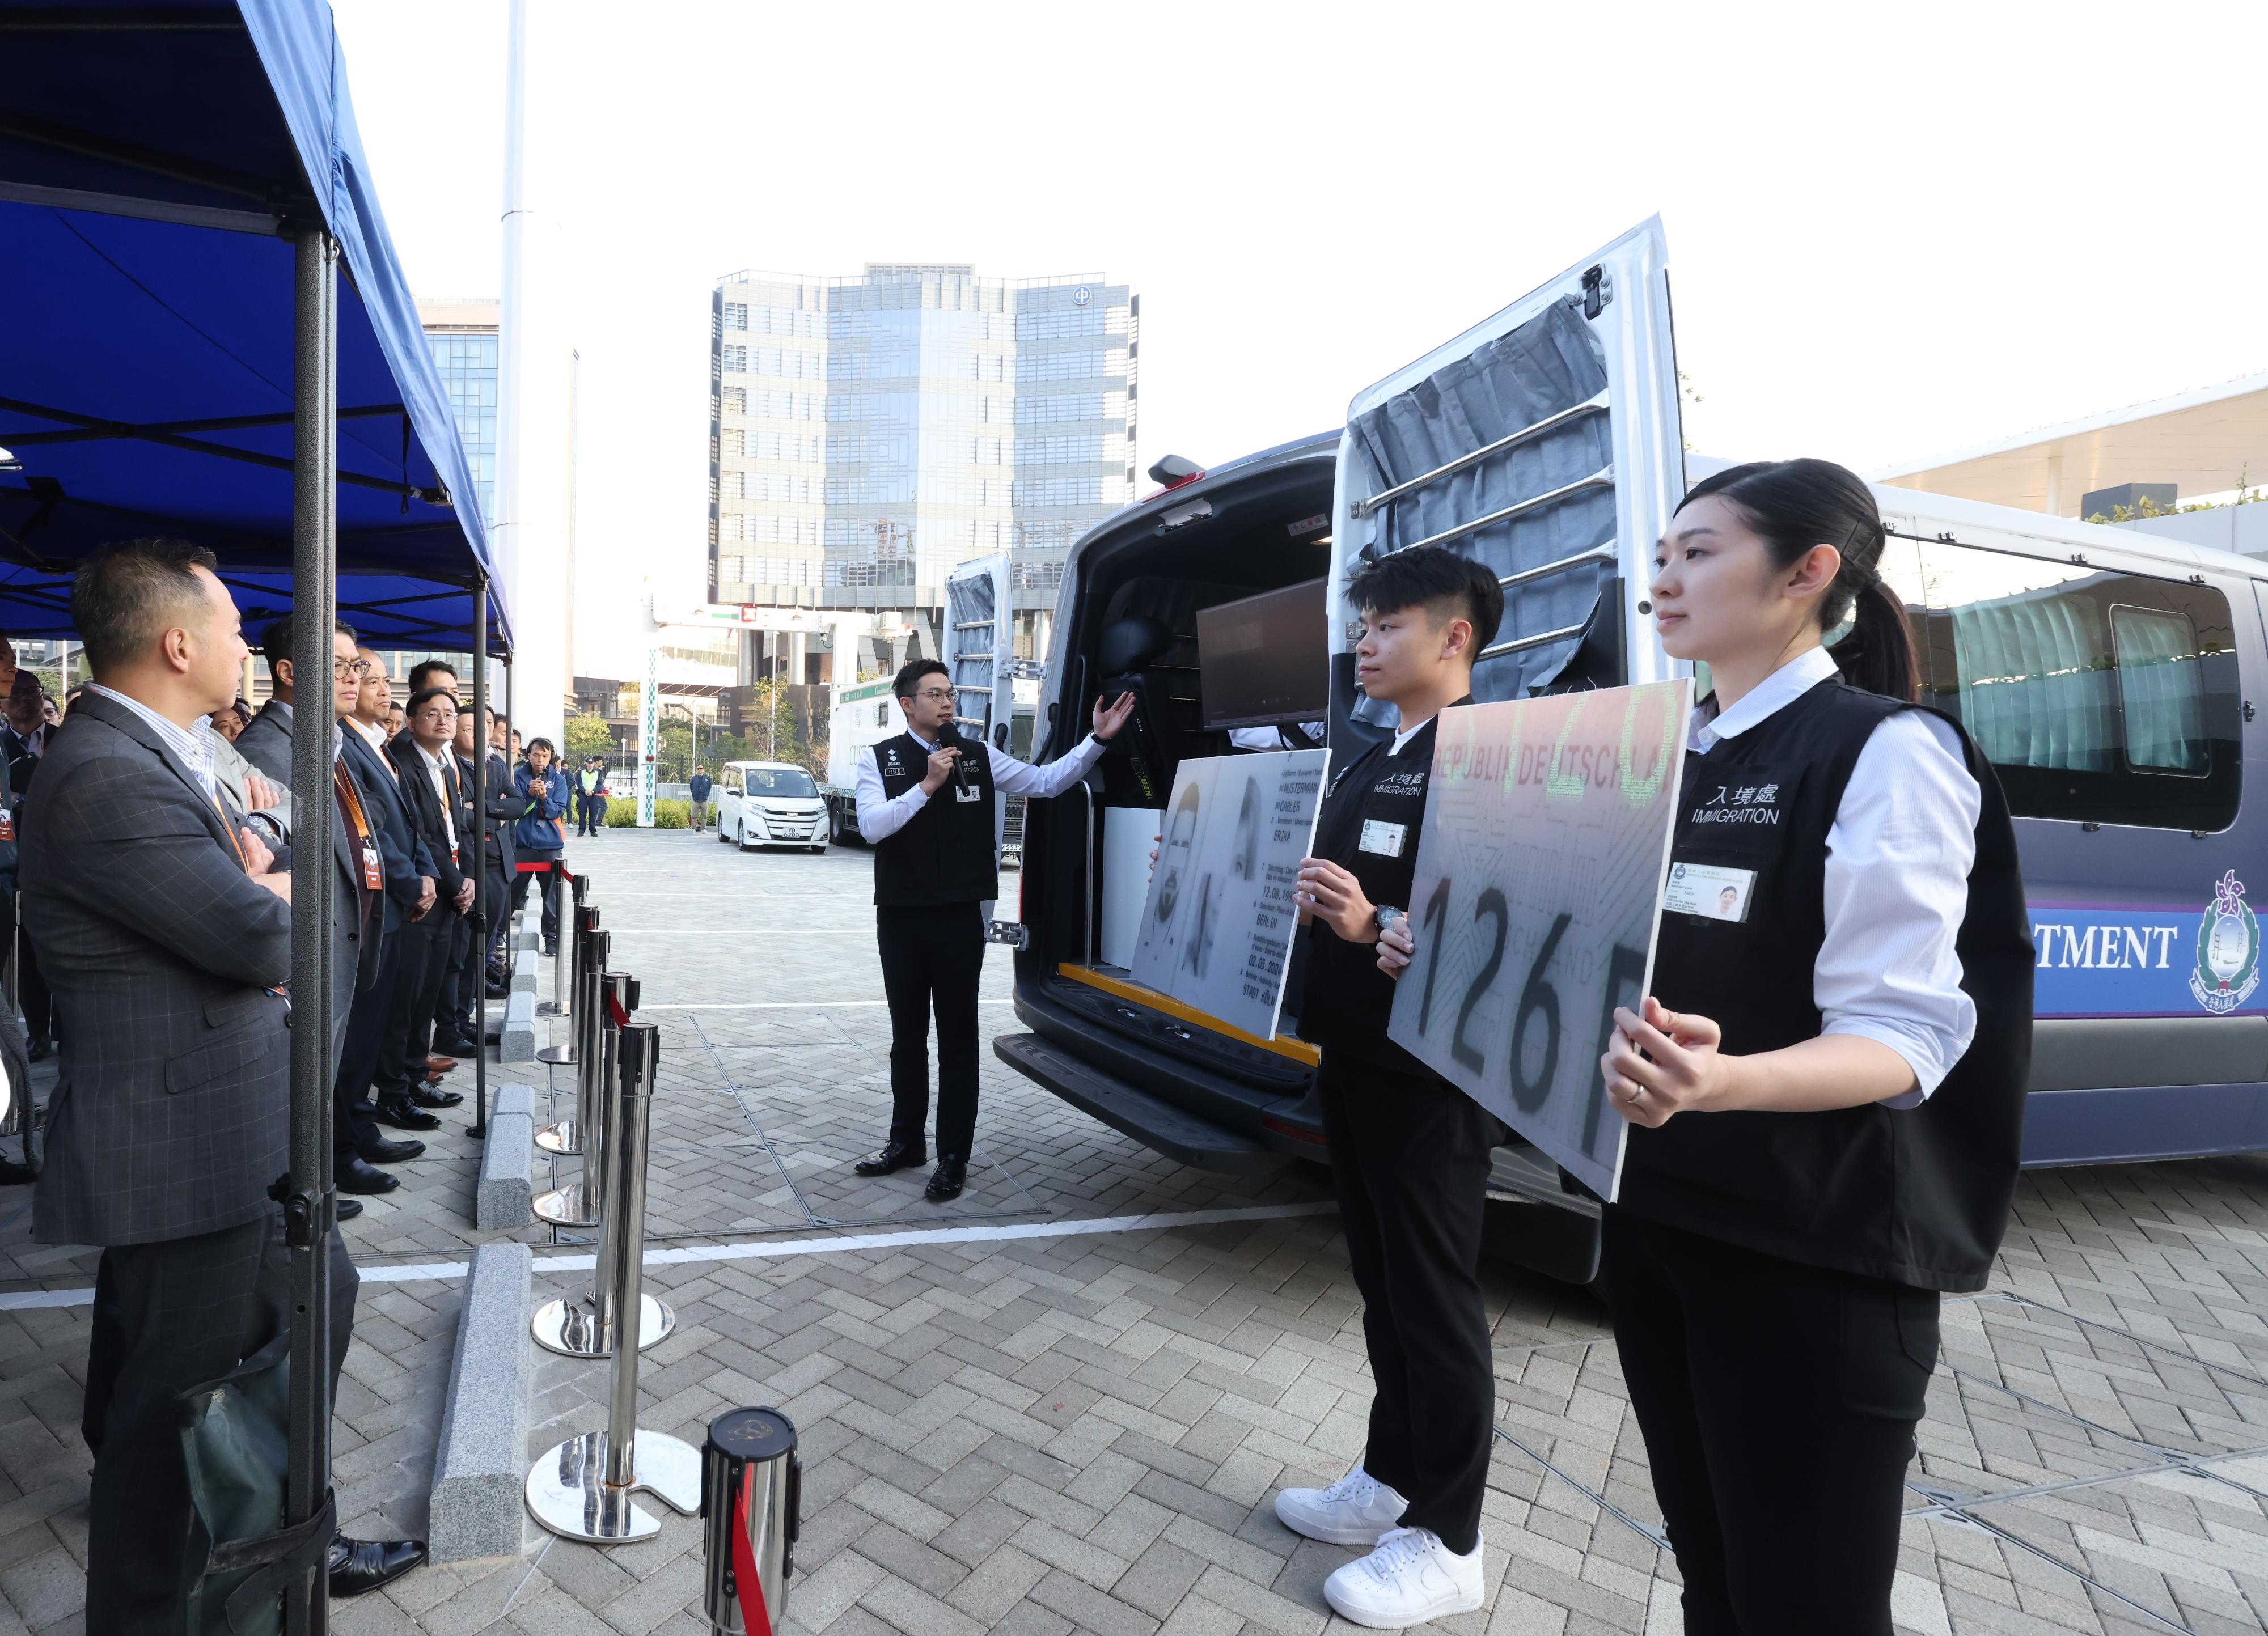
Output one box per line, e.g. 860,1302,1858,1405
741,679,819,775
564,711,613,765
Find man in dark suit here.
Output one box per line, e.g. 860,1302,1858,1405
27,540,420,1629
437,703,508,1056
484,709,517,997
248,622,432,1192
378,687,474,1117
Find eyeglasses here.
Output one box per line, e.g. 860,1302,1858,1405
913,688,957,703
333,659,373,677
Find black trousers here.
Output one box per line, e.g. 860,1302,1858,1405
435,905,477,1045
81,1203,358,1635
1314,1052,1503,1556
376,908,454,1097
877,902,985,1159
1600,1209,1939,1636
334,927,400,1158
511,851,564,943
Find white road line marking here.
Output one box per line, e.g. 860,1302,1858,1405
640,1001,1017,1010
0,1201,1336,1308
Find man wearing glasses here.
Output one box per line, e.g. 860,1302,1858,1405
853,658,1135,1201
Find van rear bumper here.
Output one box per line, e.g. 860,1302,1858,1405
993,1032,1266,1170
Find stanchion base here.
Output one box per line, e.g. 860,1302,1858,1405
531,1293,675,1357
525,1429,701,1542
533,1120,581,1155
532,1182,600,1227
535,1044,578,1065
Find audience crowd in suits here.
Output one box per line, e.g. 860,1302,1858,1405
9,539,555,1624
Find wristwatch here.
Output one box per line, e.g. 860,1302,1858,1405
1374,904,1406,936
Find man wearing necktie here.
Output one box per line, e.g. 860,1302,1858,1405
26,541,421,1627
380,688,475,1116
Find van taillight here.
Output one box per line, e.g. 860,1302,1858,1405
1261,1115,1327,1146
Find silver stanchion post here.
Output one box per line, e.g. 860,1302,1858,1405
527,1020,701,1541
537,873,585,1018
535,904,599,1081
533,926,609,1217
533,965,672,1357
701,1409,800,1635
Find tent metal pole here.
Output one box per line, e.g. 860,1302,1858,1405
285,222,340,1635
470,576,489,1139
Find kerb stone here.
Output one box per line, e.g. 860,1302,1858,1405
476,1085,536,1229
427,1240,533,1564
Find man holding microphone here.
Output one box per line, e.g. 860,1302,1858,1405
852,659,1133,1201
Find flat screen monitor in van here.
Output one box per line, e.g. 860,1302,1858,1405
1197,578,1329,730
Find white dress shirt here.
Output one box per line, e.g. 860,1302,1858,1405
1691,645,1979,1106
855,727,1107,845
413,739,460,858
84,682,221,802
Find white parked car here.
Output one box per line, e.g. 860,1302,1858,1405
716,760,829,854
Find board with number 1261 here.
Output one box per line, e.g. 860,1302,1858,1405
1387,680,1692,1201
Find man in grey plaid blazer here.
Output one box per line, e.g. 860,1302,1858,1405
26,541,420,1631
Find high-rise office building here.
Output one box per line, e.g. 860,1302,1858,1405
709,265,1136,658
418,298,500,525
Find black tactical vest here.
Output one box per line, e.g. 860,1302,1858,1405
1616,678,2033,1293
870,732,1000,908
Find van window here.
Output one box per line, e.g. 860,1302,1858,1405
747,767,819,798
722,770,743,796
1911,540,2240,830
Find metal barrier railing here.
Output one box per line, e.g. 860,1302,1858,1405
534,905,600,1121
532,926,608,1222
533,957,672,1357
526,1020,701,1541
536,872,586,1020
701,1409,800,1633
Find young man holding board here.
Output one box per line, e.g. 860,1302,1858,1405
1281,545,1507,1629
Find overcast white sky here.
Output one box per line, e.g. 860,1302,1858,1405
334,0,2268,675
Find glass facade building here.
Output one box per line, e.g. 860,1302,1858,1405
710,265,1136,640
419,299,500,525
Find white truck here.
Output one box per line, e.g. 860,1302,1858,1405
819,553,1035,859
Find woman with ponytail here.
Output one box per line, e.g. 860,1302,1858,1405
1596,459,2032,1634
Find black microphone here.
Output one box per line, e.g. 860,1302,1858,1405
936,720,971,792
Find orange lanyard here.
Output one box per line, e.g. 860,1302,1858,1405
335,761,374,844
209,788,250,871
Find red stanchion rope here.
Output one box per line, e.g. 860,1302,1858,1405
730,1467,775,1636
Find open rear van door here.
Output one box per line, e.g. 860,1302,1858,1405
1330,217,1685,741
944,550,1017,854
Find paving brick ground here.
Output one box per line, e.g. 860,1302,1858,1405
0,826,2264,1633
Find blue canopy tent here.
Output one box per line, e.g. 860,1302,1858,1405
0,5,507,1624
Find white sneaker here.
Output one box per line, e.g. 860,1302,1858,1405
1273,1465,1408,1546
1322,1526,1485,1629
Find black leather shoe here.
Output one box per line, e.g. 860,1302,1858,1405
409,1084,465,1109
375,1097,441,1131
26,1037,49,1063
329,1533,426,1597
338,1155,401,1194
924,1158,968,1202
432,1033,480,1057
853,1139,926,1177
336,1198,365,1220
356,1134,425,1164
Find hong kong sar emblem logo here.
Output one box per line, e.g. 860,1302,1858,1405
2190,870,2261,1015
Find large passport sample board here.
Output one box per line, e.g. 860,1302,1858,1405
1130,748,1330,1041
1387,682,1691,1200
